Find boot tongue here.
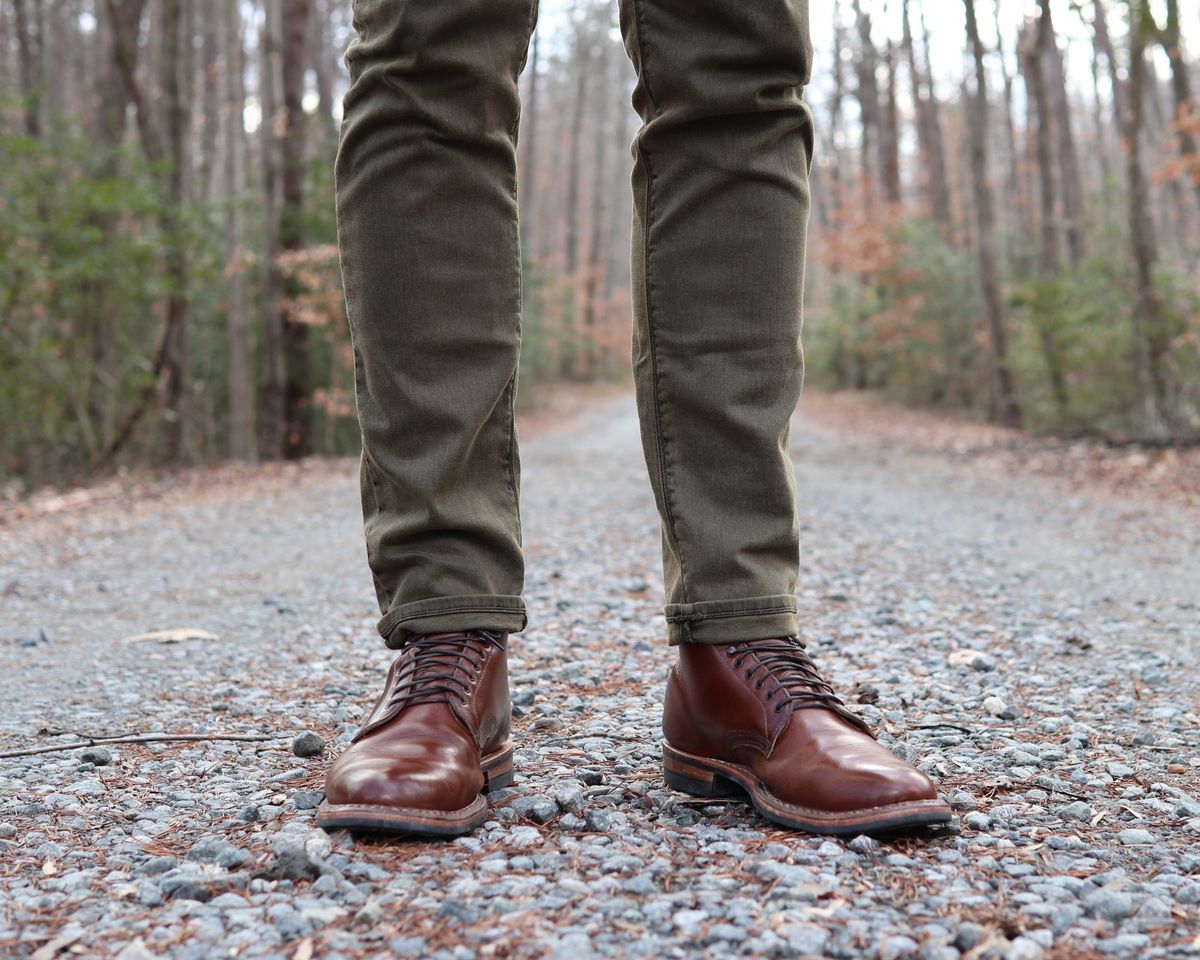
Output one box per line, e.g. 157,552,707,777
403,633,477,692
351,633,485,743
743,637,878,740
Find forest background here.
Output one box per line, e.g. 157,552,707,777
1,0,1197,491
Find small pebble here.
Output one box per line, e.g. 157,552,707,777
79,747,113,766
292,732,327,758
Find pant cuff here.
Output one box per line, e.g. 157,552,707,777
378,594,528,649
664,595,798,646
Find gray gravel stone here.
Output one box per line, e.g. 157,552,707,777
512,793,560,824
953,922,986,951
881,934,921,959
1057,801,1093,822
79,747,113,766
1081,888,1137,922
158,874,211,902
1004,936,1045,960
848,834,882,856
292,789,325,810
292,732,327,757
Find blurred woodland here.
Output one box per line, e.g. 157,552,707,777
0,0,1197,491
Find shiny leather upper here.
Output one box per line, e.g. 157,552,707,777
323,630,511,813
663,638,940,813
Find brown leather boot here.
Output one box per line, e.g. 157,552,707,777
661,636,953,836
317,628,514,836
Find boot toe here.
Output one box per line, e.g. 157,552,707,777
854,755,940,808
324,739,482,813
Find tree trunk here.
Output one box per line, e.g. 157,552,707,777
963,0,1021,428
278,0,313,459
992,1,1031,272
880,40,901,205
851,0,881,200
1088,23,1114,187
581,32,611,380
901,0,951,227
1020,9,1069,417
310,0,339,143
1044,10,1086,264
1091,0,1128,126
12,0,41,137
159,0,192,462
1124,0,1169,437
562,10,591,378
259,0,287,459
198,1,221,205
225,0,256,461
89,0,149,450
1157,0,1200,209
916,2,951,229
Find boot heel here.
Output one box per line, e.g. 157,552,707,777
662,744,744,799
482,744,515,793
483,766,514,792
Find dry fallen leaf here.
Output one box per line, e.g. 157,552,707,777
30,931,80,960
292,938,314,960
805,897,846,918
122,628,220,645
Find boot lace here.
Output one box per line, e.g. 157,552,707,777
726,635,874,735
387,629,504,708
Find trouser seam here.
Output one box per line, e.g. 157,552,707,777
507,0,537,548
359,448,391,609
630,0,689,603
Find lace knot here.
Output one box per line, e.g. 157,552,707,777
726,635,875,736
388,629,504,709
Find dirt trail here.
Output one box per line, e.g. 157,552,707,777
1,390,1197,960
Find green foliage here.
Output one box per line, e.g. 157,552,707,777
806,210,1200,443
805,218,984,411
0,101,371,492
1007,226,1199,441
516,258,628,396
1008,251,1136,438
0,121,176,487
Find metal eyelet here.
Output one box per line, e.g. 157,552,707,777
774,703,785,712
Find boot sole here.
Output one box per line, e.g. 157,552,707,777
662,740,954,837
316,742,514,838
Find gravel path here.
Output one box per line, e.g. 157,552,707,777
2,390,1198,959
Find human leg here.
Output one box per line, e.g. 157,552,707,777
336,0,539,648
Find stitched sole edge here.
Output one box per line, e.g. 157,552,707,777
316,744,514,837
662,739,955,836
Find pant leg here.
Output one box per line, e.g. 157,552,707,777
336,0,539,648
616,0,815,645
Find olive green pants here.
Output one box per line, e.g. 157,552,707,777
336,0,815,647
